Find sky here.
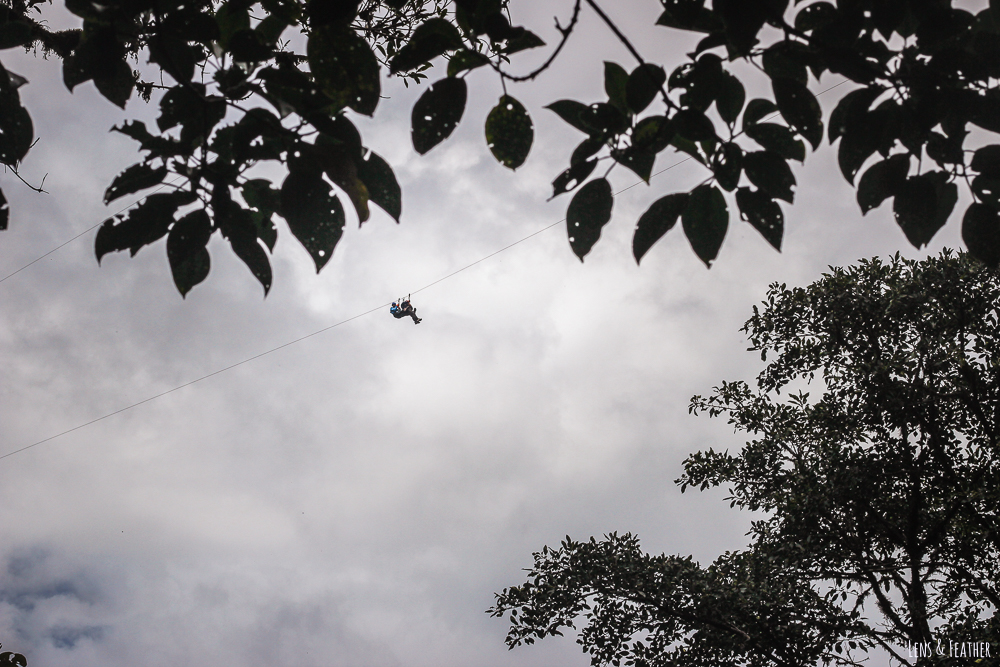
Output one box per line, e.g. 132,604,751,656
0,2,971,666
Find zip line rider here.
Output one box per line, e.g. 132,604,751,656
390,295,421,324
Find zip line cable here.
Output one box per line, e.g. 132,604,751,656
0,157,694,463
0,177,186,285
0,79,849,463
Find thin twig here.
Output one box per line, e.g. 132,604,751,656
489,0,581,83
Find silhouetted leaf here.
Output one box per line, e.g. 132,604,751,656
566,178,613,261
93,59,134,109
316,136,370,223
972,145,1000,178
411,77,467,154
215,0,251,49
762,43,809,85
486,95,533,170
744,123,805,162
390,18,463,73
95,191,196,263
926,131,964,165
580,102,629,136
715,72,745,125
148,34,195,82
167,209,213,297
772,78,822,150
241,179,280,250
356,150,401,222
828,86,882,142
222,205,272,295
743,151,795,202
633,192,688,263
673,109,716,142
604,61,629,114
656,5,723,33
963,203,1000,267
742,99,777,129
104,163,168,204
309,25,381,115
893,172,957,248
736,187,783,250
0,186,8,230
571,137,603,165
112,120,184,158
503,30,545,55
158,85,227,146
837,120,880,184
280,170,345,271
0,88,32,165
972,176,1000,209
794,2,836,31
632,115,673,153
626,64,666,114
448,49,489,77
551,158,597,198
614,146,656,182
545,100,591,134
856,154,909,214
711,142,742,191
683,184,727,267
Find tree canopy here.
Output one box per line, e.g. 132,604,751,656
489,251,1000,667
1,0,1000,296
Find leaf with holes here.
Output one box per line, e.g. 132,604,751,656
744,123,805,162
411,77,467,155
551,159,597,199
486,95,533,170
614,146,656,183
280,170,345,272
856,154,909,214
743,151,795,203
736,187,783,250
772,78,822,150
308,25,381,116
356,151,401,222
241,179,280,251
682,183,728,267
104,163,168,204
963,203,1000,268
633,192,688,264
566,178,613,261
95,191,195,263
711,142,742,191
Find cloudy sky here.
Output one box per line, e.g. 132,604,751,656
0,2,969,666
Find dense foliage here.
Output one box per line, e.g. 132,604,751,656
490,252,1000,666
1,1,1000,295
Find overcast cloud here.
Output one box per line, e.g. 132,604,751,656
0,2,966,666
